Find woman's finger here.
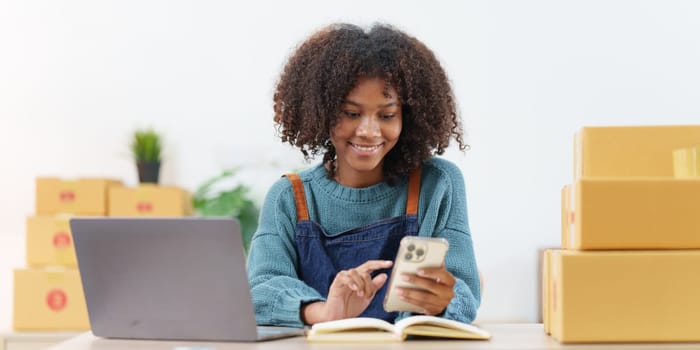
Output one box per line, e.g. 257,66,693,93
395,287,447,315
416,265,456,287
346,269,372,297
400,273,454,300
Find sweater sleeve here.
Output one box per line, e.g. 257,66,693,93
437,227,481,323
246,179,325,328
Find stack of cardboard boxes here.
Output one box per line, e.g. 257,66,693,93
13,180,192,331
14,178,122,330
543,125,700,343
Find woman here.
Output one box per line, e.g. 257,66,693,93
246,23,480,327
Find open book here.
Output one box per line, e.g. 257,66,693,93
306,315,491,342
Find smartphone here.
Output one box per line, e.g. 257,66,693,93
383,236,449,313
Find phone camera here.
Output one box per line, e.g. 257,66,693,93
407,244,415,252
415,248,424,257
404,252,413,261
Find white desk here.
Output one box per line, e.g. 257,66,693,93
0,332,81,350
46,324,700,350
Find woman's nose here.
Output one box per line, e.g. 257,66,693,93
356,116,380,137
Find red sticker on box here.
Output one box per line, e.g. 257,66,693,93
46,289,67,311
137,202,153,213
59,191,75,202
53,232,71,249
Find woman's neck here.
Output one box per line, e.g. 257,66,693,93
327,161,384,188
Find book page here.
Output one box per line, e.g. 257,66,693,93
310,317,395,334
395,315,491,340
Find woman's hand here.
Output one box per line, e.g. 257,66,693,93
301,260,392,324
394,264,456,315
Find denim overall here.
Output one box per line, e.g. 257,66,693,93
285,168,422,322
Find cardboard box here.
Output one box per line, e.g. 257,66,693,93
560,185,572,249
547,249,700,343
26,216,83,267
13,268,89,331
574,125,700,179
562,178,700,250
108,185,192,217
36,178,122,215
542,249,552,335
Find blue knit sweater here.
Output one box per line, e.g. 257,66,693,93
246,157,481,327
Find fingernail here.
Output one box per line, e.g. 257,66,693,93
401,275,410,281
418,270,427,276
395,288,404,296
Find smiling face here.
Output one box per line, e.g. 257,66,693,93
330,77,403,188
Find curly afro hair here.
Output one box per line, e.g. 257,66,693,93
273,23,467,184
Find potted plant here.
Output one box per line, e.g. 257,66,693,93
192,169,259,253
130,128,162,184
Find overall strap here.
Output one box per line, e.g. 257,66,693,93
406,166,422,215
285,173,310,222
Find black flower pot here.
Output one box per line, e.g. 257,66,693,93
137,161,161,184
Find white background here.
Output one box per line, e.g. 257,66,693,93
2,0,700,330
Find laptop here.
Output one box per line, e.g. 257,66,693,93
70,217,304,342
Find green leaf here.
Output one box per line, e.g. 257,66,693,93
130,128,162,162
192,169,259,253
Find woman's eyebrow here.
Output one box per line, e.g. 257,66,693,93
342,100,398,108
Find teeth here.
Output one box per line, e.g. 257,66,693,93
352,144,381,152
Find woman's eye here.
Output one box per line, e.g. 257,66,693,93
343,111,360,118
381,114,396,120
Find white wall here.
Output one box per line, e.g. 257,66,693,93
2,0,700,330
